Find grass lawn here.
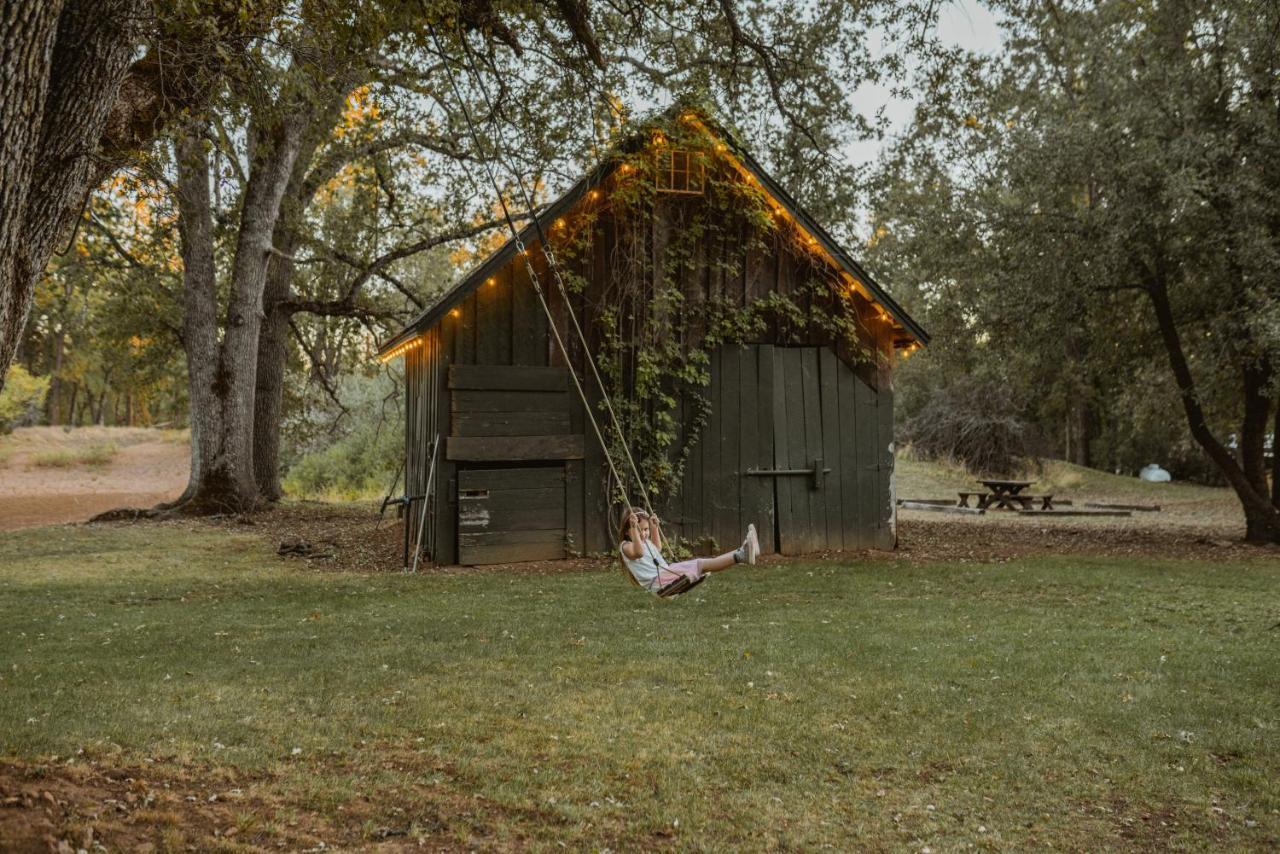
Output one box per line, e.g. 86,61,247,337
1,522,1277,851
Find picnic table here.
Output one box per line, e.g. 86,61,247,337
957,479,1054,511
981,479,1032,510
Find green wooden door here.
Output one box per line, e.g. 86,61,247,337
751,345,891,554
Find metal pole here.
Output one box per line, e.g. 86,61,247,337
410,437,439,574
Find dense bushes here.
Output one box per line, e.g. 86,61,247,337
282,373,403,500
902,376,1038,475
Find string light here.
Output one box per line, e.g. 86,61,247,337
450,308,461,318
377,335,424,363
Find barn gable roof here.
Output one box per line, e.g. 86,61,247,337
377,110,928,359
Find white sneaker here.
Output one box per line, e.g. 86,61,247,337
744,524,760,565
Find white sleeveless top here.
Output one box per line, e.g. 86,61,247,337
620,538,669,592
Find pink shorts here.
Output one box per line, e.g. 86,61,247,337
657,558,704,587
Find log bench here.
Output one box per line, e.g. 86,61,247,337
1012,494,1055,511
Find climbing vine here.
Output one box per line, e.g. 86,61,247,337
550,110,878,510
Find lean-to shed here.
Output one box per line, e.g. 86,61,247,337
378,109,927,566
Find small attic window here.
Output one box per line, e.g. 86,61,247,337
655,148,705,194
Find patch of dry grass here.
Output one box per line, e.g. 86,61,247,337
29,442,117,468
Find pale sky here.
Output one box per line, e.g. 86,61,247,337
843,0,1004,169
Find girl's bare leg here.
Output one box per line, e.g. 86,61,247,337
698,551,739,573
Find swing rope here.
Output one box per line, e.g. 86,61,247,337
454,32,657,520
427,24,648,522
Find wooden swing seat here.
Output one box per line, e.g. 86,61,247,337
656,573,706,598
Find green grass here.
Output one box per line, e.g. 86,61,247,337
1,524,1277,849
28,442,117,468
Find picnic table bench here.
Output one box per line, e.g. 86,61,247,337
956,480,1054,511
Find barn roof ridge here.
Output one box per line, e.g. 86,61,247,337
377,108,928,357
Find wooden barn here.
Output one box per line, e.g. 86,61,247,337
377,109,927,566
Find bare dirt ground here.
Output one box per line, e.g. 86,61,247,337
0,428,188,531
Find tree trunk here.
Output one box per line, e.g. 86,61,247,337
174,126,240,512
1070,398,1091,468
1240,362,1273,498
172,104,306,514
0,0,152,392
1,1,270,393
0,0,67,393
253,229,296,501
251,81,359,500
1146,273,1280,543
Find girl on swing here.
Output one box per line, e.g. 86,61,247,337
620,507,760,593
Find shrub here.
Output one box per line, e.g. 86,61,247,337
282,423,402,500
0,365,49,434
281,373,404,501
903,377,1037,475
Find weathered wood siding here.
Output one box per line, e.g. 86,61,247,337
404,186,899,565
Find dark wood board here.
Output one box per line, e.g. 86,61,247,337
776,348,804,554
703,348,723,550
459,528,565,547
877,383,895,548
564,460,585,556
447,435,585,462
736,345,764,553
754,344,776,554
475,276,500,364
456,293,476,363
458,540,567,565
511,261,547,366
452,411,572,437
818,347,846,551
451,390,572,413
770,345,792,553
458,467,564,489
449,364,569,391
854,373,877,551
719,344,742,547
458,504,566,532
799,347,825,551
434,321,457,563
453,488,565,511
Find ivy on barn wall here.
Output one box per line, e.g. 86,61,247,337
547,114,881,504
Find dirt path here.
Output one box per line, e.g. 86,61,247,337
0,427,188,531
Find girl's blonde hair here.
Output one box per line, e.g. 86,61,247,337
619,507,649,544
